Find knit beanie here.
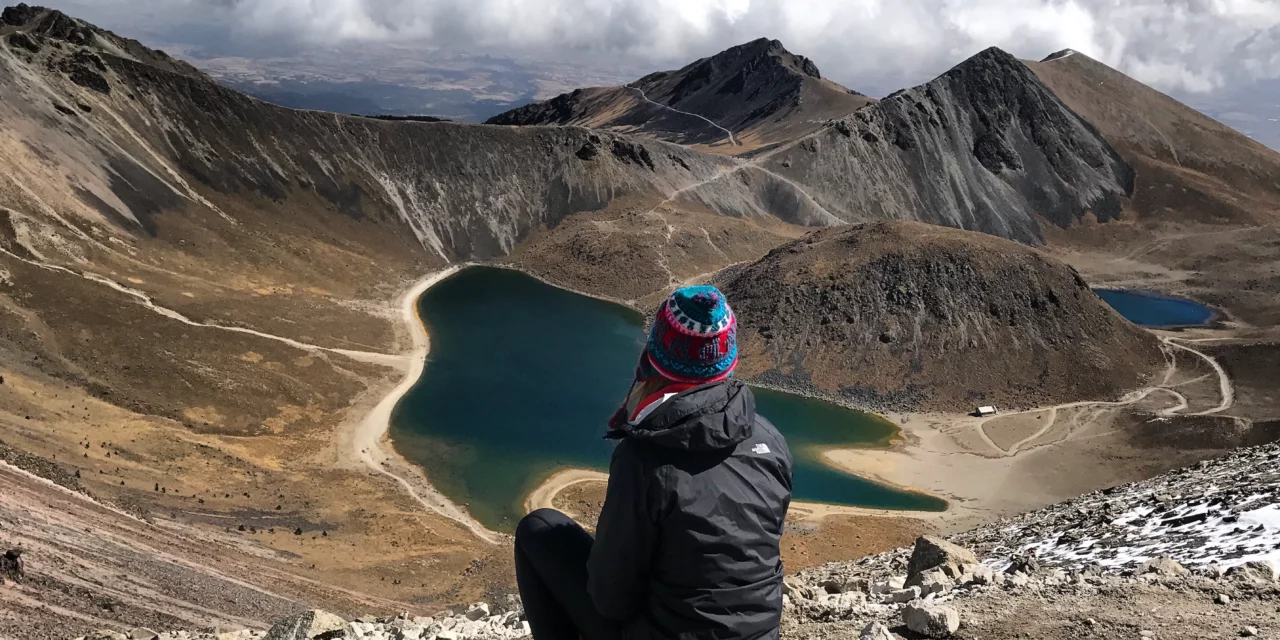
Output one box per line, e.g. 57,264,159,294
646,285,738,384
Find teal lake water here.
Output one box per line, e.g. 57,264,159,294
1096,289,1216,329
390,266,946,531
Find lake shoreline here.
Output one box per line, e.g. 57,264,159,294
384,263,952,537
340,264,505,544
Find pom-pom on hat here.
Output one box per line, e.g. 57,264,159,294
646,285,738,384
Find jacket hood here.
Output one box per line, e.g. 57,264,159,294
609,380,756,451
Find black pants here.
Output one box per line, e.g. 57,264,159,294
514,509,621,640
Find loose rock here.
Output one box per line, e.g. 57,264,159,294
903,602,960,638
907,536,977,581
263,610,348,640
859,621,896,640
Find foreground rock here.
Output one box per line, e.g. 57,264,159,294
262,611,346,640
906,535,977,582
77,445,1280,640
903,603,960,638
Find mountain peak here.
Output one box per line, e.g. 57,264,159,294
487,35,867,153
701,37,823,80
2,4,94,45
2,3,205,80
1041,48,1080,62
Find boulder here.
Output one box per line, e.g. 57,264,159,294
464,603,489,621
1004,554,1039,575
782,578,817,600
435,631,460,640
1140,556,1189,577
907,536,977,581
1227,561,1279,584
962,565,995,586
908,569,953,596
128,629,159,640
859,621,896,640
263,610,348,640
391,626,423,640
903,603,960,638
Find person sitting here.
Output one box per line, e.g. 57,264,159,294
514,285,794,640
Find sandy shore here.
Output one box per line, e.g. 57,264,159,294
524,464,957,524
525,468,610,514
337,266,504,544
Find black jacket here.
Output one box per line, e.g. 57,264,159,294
587,380,793,640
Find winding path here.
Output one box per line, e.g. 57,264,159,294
0,247,403,366
626,85,738,146
0,247,503,542
974,335,1237,457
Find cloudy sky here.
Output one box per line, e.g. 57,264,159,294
51,0,1280,96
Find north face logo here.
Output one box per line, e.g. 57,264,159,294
751,443,770,455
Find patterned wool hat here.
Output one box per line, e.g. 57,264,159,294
646,285,738,384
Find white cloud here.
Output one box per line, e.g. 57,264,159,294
51,0,1280,94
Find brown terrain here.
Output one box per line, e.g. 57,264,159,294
1026,50,1280,328
0,3,1278,638
719,221,1165,412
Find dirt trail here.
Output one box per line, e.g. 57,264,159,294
626,85,738,146
0,245,502,542
975,335,1236,456
0,247,404,366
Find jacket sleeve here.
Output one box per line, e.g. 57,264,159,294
586,440,657,620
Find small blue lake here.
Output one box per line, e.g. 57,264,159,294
390,266,946,531
1095,289,1216,328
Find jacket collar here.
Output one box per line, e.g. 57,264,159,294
607,380,755,452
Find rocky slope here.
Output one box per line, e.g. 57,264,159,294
0,5,758,262
70,443,1280,640
1025,49,1280,328
757,47,1134,245
487,38,872,154
1027,50,1280,225
720,221,1164,411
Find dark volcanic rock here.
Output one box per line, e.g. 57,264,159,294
56,50,110,93
764,47,1134,244
1,3,41,27
632,37,827,131
7,32,40,53
488,88,594,127
722,221,1163,411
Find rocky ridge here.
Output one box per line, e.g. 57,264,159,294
0,4,831,268
762,47,1134,244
